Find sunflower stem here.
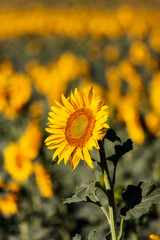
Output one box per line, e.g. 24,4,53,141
118,218,124,240
99,141,117,240
95,195,110,224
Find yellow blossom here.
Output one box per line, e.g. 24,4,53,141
45,88,109,170
103,44,120,62
3,142,33,181
149,72,160,116
0,177,19,215
149,30,160,52
4,74,32,117
0,194,18,215
34,163,53,198
149,234,160,240
0,73,8,112
129,41,150,65
117,95,145,144
27,53,90,105
0,60,14,77
145,111,160,136
19,122,42,160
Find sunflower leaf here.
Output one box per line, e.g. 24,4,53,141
104,129,121,143
72,234,81,240
107,139,133,165
120,182,160,220
95,169,103,181
63,194,86,204
88,229,96,240
72,230,96,240
63,181,98,204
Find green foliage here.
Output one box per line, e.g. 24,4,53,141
72,230,96,240
104,129,122,143
88,229,97,240
63,181,98,204
73,234,81,240
121,182,160,220
107,139,133,165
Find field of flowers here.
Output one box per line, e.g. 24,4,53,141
0,2,160,240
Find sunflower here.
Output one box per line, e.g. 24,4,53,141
0,177,19,216
45,88,109,170
3,142,33,181
34,163,53,198
19,122,42,160
149,234,160,240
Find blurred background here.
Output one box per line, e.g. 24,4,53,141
0,0,160,239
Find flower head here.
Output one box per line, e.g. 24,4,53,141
0,177,19,216
149,234,160,240
3,142,33,181
45,88,109,170
19,122,42,160
34,163,53,198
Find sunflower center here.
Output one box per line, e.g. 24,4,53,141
71,114,89,139
16,153,23,169
65,109,95,147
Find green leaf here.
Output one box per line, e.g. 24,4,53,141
104,129,121,143
63,181,98,204
90,147,100,162
63,194,86,204
95,169,103,181
72,230,96,240
88,230,96,240
120,182,160,220
72,234,81,240
107,139,133,165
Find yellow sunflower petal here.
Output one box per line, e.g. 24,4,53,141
83,147,93,168
58,145,76,164
86,137,100,150
70,149,82,170
52,142,67,160
61,94,75,113
75,88,84,108
95,110,108,120
103,123,110,129
47,141,65,149
63,146,76,165
51,106,69,117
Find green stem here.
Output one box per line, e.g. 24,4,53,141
99,141,117,240
118,218,124,240
95,195,110,224
103,169,117,240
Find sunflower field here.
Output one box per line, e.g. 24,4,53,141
0,1,160,239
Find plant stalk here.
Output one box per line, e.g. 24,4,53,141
103,169,117,240
118,218,124,240
99,141,117,240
